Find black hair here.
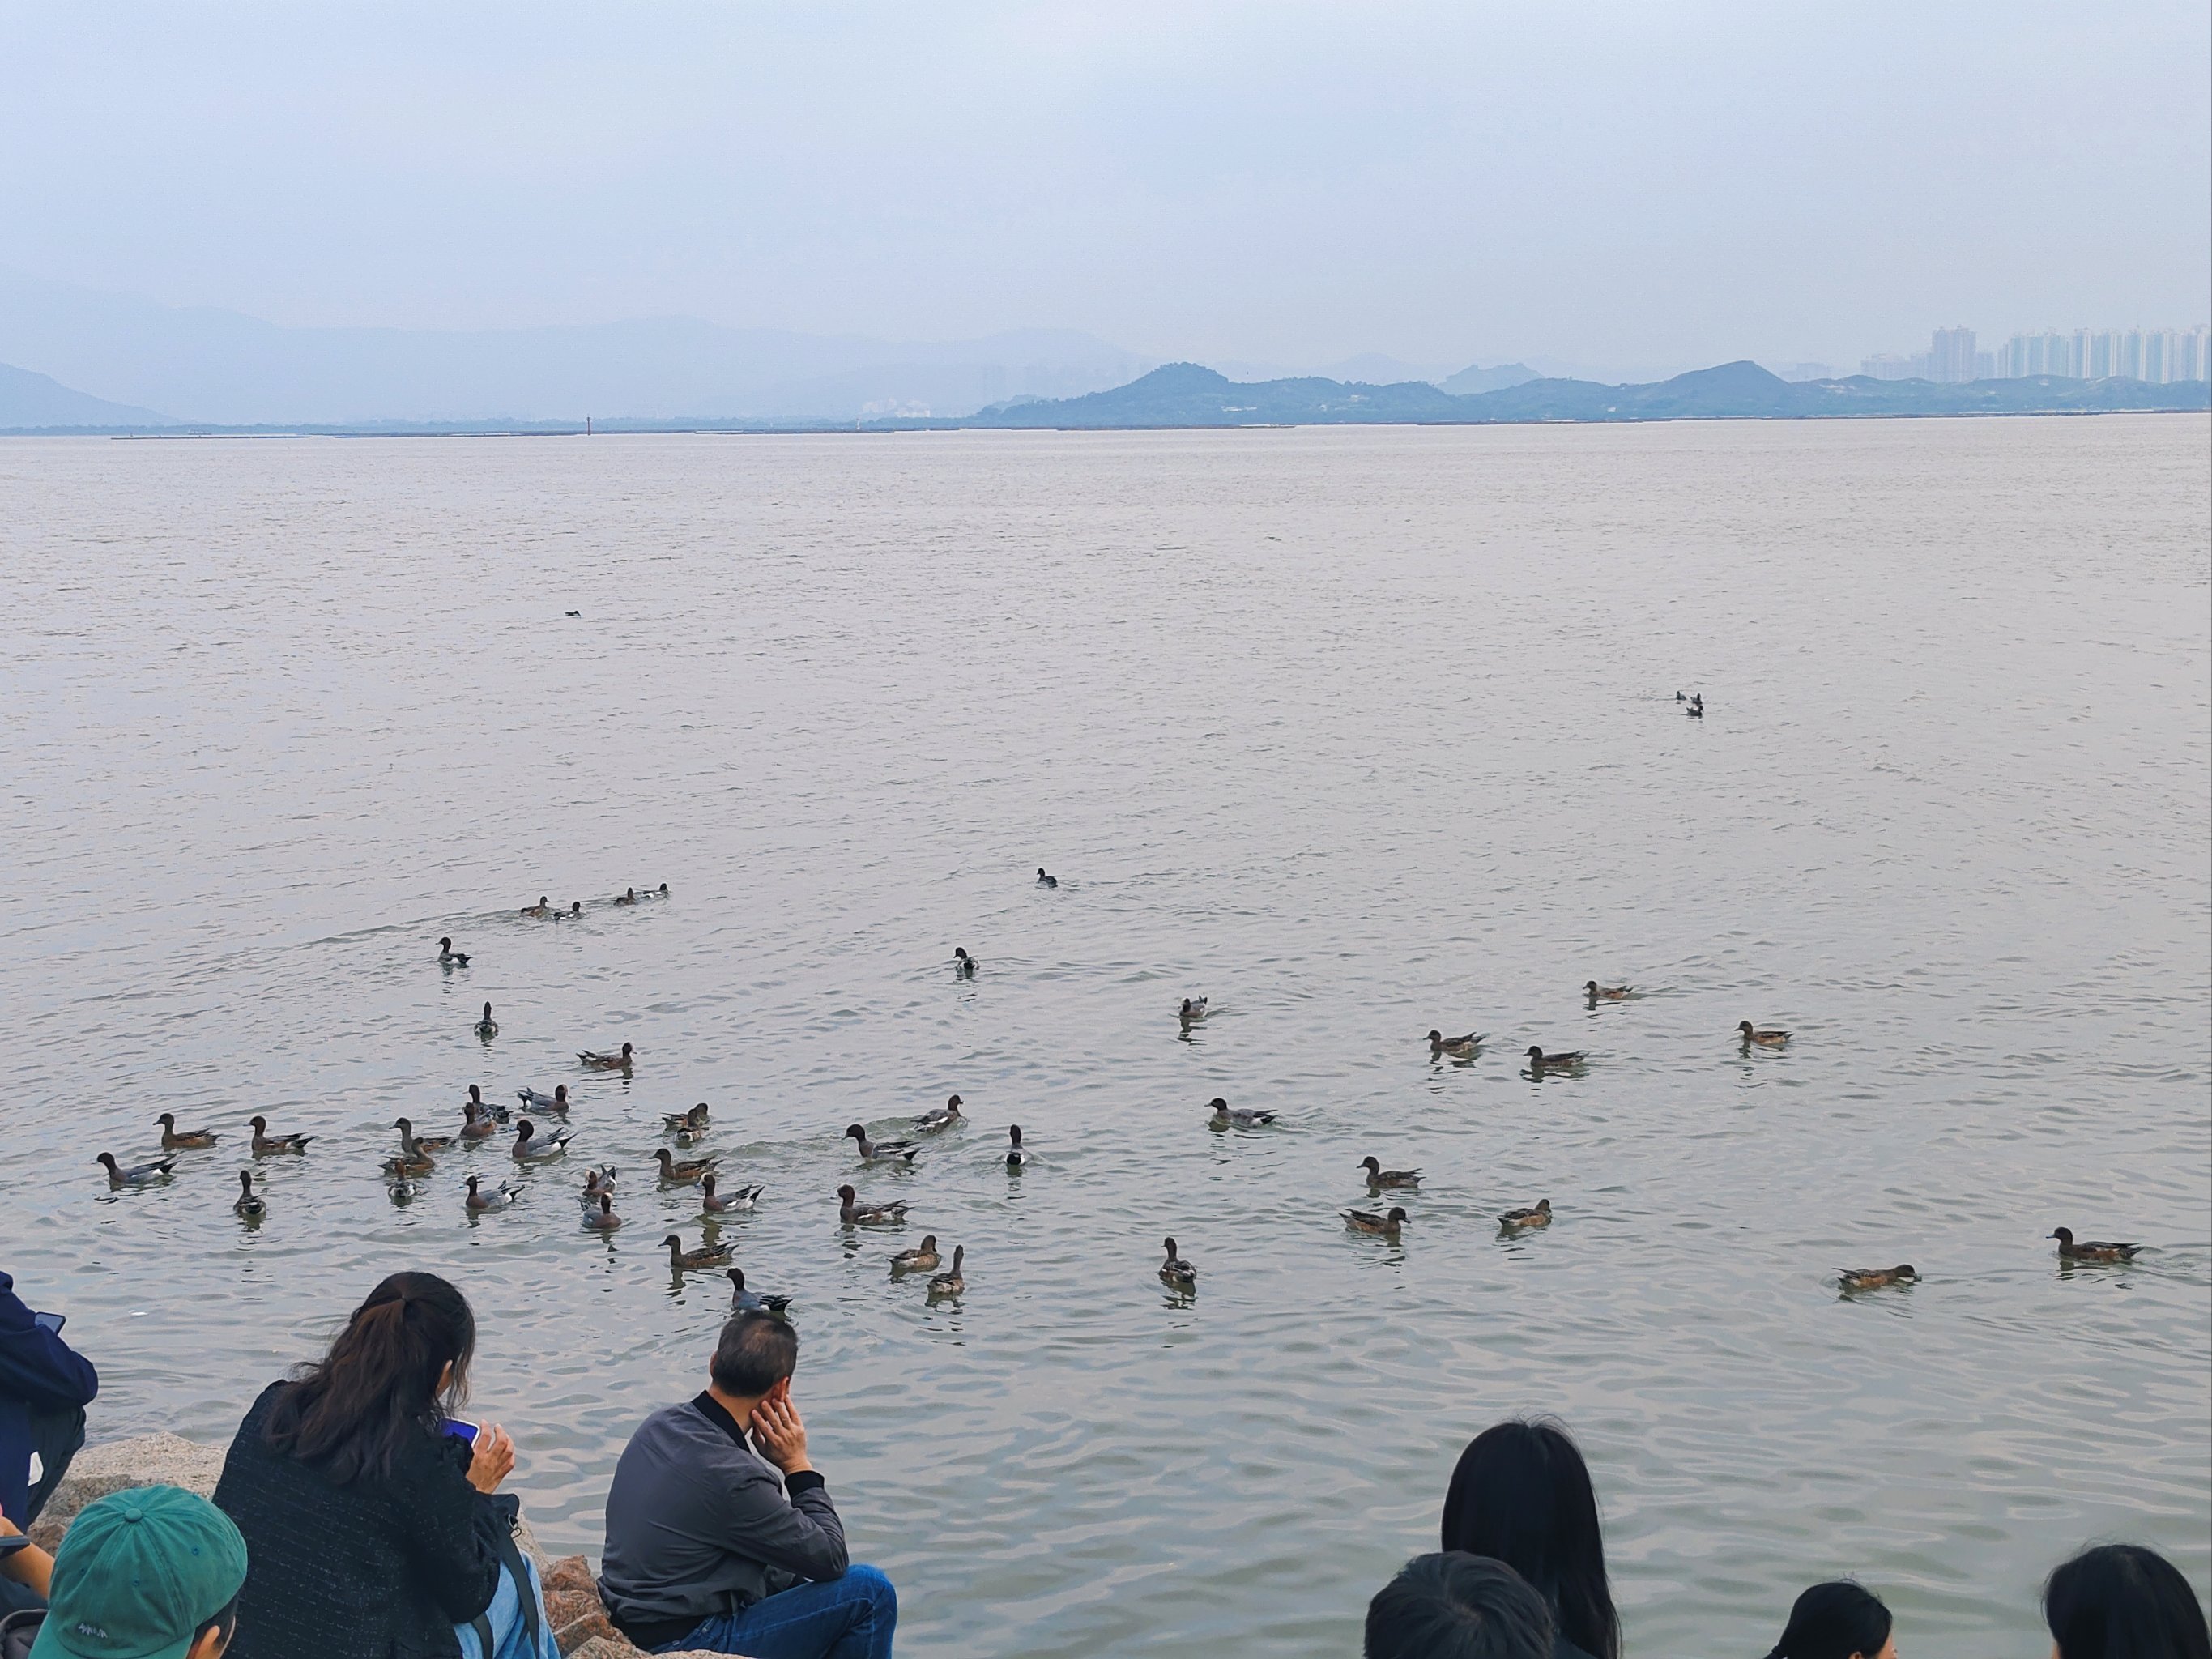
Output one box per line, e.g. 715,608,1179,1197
2045,1543,2211,1659
1366,1552,1554,1659
1440,1418,1620,1659
711,1311,799,1397
263,1272,475,1484
1763,1581,1893,1659
194,1593,241,1653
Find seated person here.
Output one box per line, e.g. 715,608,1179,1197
211,1272,557,1659
11,1484,245,1659
1760,1580,1895,1659
0,1271,100,1620
2044,1542,2210,1659
1367,1553,1554,1659
599,1312,896,1658
1441,1418,1618,1659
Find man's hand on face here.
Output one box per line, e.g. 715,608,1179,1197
748,1384,812,1477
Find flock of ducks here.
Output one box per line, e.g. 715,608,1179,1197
90,871,2152,1306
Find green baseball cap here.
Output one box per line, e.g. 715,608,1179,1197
30,1486,248,1659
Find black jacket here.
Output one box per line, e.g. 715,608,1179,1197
213,1381,508,1659
0,1273,99,1525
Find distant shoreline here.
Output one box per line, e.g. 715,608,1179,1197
2,356,2206,440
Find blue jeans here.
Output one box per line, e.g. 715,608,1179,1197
656,1566,897,1659
454,1550,561,1659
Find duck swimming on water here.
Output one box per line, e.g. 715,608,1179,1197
1343,1206,1409,1237
890,1235,941,1274
663,1233,732,1271
1498,1198,1553,1230
727,1269,792,1316
701,1174,762,1215
953,947,978,977
2050,1227,2142,1264
1359,1156,1421,1189
846,1124,920,1163
1004,1124,1029,1169
582,1192,622,1232
913,1095,963,1134
232,1169,266,1219
437,937,471,966
1429,1030,1483,1057
97,1152,177,1188
510,1119,572,1162
1584,981,1631,1001
248,1116,313,1155
837,1185,909,1226
1036,868,1058,888
926,1246,967,1299
1737,1021,1790,1047
156,1113,219,1149
578,1042,634,1069
475,1003,500,1038
1838,1265,1917,1291
1159,1237,1198,1291
1207,1098,1276,1130
655,1148,718,1185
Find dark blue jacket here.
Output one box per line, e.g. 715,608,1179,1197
0,1273,99,1524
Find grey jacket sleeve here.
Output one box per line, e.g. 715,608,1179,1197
717,1466,848,1583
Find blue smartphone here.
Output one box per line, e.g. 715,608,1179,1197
32,1311,63,1334
442,1419,479,1446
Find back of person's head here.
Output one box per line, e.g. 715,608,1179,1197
30,1485,247,1659
1762,1581,1894,1659
262,1271,475,1484
1366,1552,1554,1659
711,1311,799,1397
1440,1418,1618,1659
2045,1544,2211,1659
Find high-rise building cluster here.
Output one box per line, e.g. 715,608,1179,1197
1860,325,2210,383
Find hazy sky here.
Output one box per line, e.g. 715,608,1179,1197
2,1,2206,370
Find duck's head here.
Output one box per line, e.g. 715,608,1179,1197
466,1175,480,1191
837,1184,859,1202
467,1085,484,1103
96,1153,118,1170
393,1117,413,1132
844,1123,868,1141
515,1119,535,1141
1891,1265,1919,1280
1008,1124,1023,1145
1584,981,1600,994
482,1002,494,1018
1737,1021,1756,1036
626,888,637,899
599,1194,613,1214
555,1085,569,1102
620,1042,633,1059
654,1148,676,1165
1038,868,1047,877
1427,1030,1444,1043
156,1112,176,1128
727,1267,746,1289
1527,1046,1545,1060
702,1174,718,1192
1535,1199,1551,1214
569,901,582,915
1387,1208,1409,1225
690,1102,710,1121
441,936,453,949
249,1115,268,1132
2050,1228,2074,1243
237,1170,253,1188
946,1094,963,1109
954,948,970,961
1361,1156,1383,1174
1163,1236,1180,1257
662,1234,684,1249
1207,1097,1229,1111
658,883,668,893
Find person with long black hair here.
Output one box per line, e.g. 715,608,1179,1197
2045,1543,2210,1659
211,1272,558,1659
1439,1418,1619,1659
1760,1581,1895,1659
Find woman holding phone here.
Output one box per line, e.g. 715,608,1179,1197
211,1271,557,1659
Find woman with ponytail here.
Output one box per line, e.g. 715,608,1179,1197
1440,1419,1619,1659
1760,1581,1895,1659
212,1273,558,1659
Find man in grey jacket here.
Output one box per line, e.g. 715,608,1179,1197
599,1313,896,1658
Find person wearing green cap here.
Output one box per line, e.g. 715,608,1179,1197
23,1485,245,1659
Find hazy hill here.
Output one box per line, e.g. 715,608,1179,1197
973,359,2209,429
0,362,171,429
0,268,1151,424
1438,360,1541,394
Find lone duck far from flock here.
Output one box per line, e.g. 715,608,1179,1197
2050,1227,2142,1264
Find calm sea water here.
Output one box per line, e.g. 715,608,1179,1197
2,417,2206,1657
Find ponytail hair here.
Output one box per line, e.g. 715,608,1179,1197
264,1272,475,1483
1762,1581,1893,1659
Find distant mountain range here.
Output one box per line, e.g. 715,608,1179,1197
0,267,1154,425
2,292,2204,436
969,360,2209,429
0,361,171,429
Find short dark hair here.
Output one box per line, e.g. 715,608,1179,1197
710,1311,799,1397
1763,1581,1892,1659
1366,1552,1554,1659
2045,1543,2211,1659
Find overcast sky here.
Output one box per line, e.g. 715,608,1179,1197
2,1,2205,372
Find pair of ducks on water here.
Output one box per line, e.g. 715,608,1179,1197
843,1100,1031,1170
1838,1230,2146,1290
